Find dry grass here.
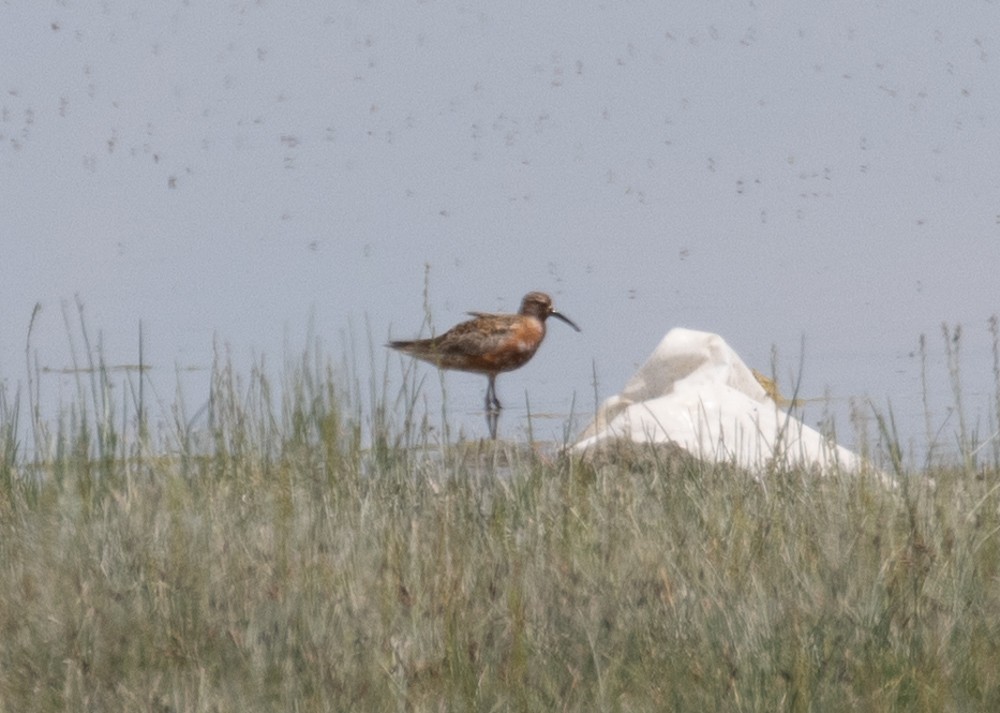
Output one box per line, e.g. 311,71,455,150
1,326,1000,711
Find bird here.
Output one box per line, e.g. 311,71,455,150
387,291,581,412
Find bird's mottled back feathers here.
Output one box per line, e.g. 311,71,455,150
389,313,542,374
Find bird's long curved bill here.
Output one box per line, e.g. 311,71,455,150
552,311,581,332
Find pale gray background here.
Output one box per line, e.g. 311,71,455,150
3,1,999,458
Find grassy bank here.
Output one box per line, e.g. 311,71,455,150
1,340,1000,711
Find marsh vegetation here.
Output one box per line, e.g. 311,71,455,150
2,322,1000,711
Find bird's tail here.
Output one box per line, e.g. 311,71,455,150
386,340,420,352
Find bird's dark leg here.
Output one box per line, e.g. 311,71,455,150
486,408,499,440
485,374,501,439
485,374,502,412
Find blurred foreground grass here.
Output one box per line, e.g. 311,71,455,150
2,335,1000,712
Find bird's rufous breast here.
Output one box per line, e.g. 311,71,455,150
476,316,544,373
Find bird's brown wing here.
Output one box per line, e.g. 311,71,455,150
432,315,518,359
389,314,523,373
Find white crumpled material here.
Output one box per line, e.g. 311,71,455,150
573,328,864,473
